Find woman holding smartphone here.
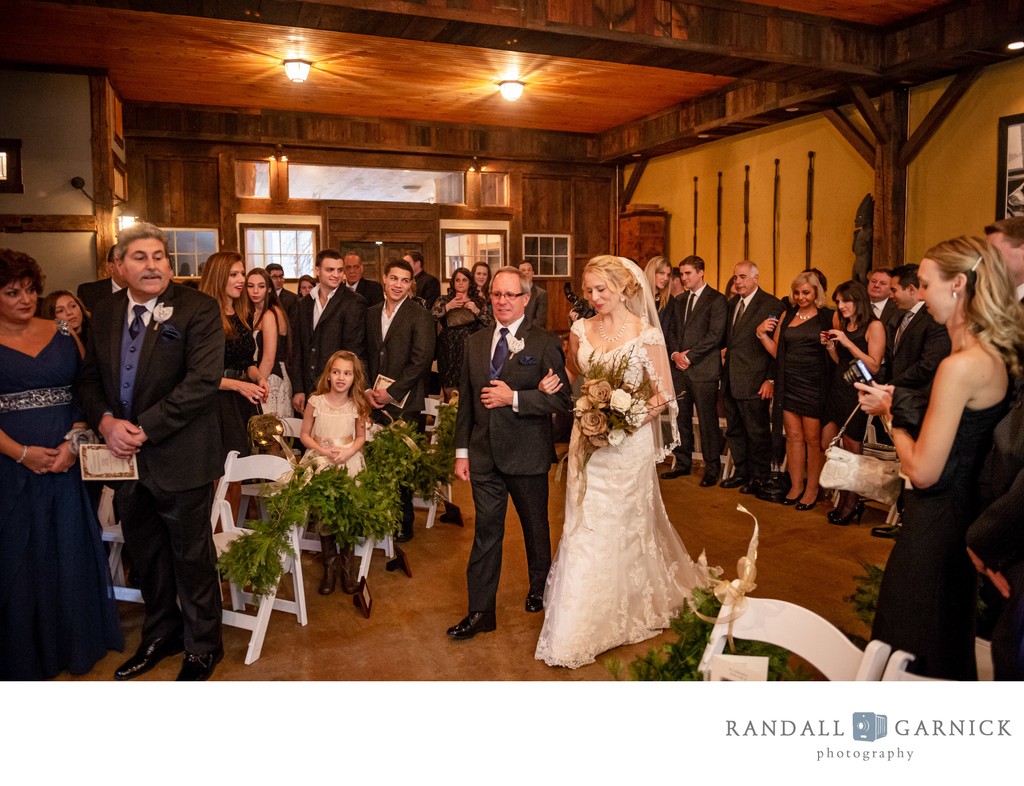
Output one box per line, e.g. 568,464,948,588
820,280,886,524
858,236,1024,679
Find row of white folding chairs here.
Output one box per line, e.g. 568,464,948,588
699,585,995,681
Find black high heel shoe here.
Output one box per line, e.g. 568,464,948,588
828,500,866,526
779,486,804,506
795,500,817,511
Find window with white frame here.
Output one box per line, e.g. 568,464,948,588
242,224,319,278
161,228,218,277
523,234,571,276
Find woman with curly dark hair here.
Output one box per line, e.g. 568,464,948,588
432,266,494,400
0,250,122,679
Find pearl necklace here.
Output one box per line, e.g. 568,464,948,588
795,310,815,321
598,317,631,344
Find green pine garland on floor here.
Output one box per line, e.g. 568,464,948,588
606,588,812,681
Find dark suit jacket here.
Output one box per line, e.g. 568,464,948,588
353,278,384,308
665,285,728,385
875,298,899,331
291,287,368,397
415,271,441,312
77,279,118,312
76,282,224,492
888,303,951,391
366,299,436,419
524,284,549,330
723,287,783,399
455,323,570,476
276,287,299,328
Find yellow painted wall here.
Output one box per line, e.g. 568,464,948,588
629,113,874,298
630,55,1024,297
907,57,1024,263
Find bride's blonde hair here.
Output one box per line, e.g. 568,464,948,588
584,255,643,301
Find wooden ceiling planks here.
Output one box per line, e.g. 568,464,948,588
740,0,953,26
5,1,733,134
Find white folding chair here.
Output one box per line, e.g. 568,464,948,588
97,485,143,603
881,650,944,681
883,638,994,681
698,587,891,681
213,450,308,665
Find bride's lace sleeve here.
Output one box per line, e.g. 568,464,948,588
639,326,680,460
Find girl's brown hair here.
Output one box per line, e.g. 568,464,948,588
315,350,372,420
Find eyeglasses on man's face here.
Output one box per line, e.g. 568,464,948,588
491,291,526,301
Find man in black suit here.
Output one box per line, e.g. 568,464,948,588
77,222,225,681
448,266,570,640
291,249,368,414
266,263,299,326
405,250,440,310
720,261,783,495
344,252,384,307
986,217,1024,303
366,259,436,541
77,246,126,311
887,264,951,393
663,255,727,486
518,260,549,330
870,263,952,539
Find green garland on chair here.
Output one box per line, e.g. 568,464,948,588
217,400,460,594
605,589,811,681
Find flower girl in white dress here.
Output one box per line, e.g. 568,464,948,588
536,256,701,668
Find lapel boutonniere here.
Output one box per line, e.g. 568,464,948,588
507,335,525,358
151,303,173,332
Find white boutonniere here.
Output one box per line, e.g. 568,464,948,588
507,335,525,356
151,303,173,331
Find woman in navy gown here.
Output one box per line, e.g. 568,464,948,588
858,236,1024,679
0,250,122,679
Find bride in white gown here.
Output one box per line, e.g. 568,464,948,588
536,255,701,669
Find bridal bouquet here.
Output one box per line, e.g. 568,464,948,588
574,349,651,454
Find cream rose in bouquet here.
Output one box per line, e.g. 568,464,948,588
573,348,652,458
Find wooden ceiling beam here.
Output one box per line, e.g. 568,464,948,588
123,102,605,164
822,109,875,167
36,0,884,82
899,66,984,167
598,81,841,162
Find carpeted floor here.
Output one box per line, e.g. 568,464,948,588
63,459,893,682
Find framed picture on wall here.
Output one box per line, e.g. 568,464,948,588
997,111,1024,219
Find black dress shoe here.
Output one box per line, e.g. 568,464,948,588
739,480,762,495
525,593,544,613
176,651,223,681
446,612,497,640
661,467,691,479
719,475,749,489
795,500,816,511
114,636,185,681
699,474,718,487
394,530,413,543
871,524,902,539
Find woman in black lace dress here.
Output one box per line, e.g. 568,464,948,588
858,236,1024,679
199,251,268,460
432,267,493,400
821,280,886,524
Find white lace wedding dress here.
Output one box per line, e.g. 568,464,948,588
535,319,699,669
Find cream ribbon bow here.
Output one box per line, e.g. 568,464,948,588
693,504,760,651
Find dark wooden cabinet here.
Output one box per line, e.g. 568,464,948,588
618,206,668,267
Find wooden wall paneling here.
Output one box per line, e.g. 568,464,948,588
508,169,524,268
573,177,614,259
324,201,440,277
872,89,909,270
218,151,239,250
0,215,98,232
521,175,572,234
182,159,220,226
89,75,115,273
144,158,180,225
